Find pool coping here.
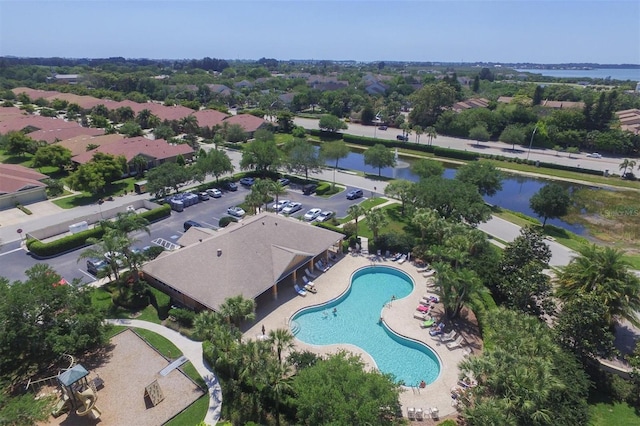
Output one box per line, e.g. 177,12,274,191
288,264,443,386
245,254,477,419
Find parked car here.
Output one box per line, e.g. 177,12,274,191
396,134,409,141
239,177,255,186
378,125,388,130
198,192,210,201
302,183,318,195
272,199,291,211
282,202,302,214
277,178,290,186
586,152,602,158
346,189,364,200
184,220,202,231
304,208,322,221
223,181,238,191
86,258,109,276
227,206,245,217
317,211,334,222
104,251,124,267
206,188,222,198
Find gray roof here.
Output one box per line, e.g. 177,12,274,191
143,213,343,311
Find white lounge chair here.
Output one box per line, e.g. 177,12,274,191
415,408,424,420
305,268,317,279
439,331,457,342
302,276,315,287
446,335,465,350
397,254,407,264
407,407,415,420
429,407,439,419
423,269,436,277
294,284,307,297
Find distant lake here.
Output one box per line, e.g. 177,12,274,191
516,68,640,81
327,150,588,235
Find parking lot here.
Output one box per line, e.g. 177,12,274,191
1,182,369,284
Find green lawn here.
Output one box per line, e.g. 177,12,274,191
589,391,640,426
164,395,209,426
52,177,138,209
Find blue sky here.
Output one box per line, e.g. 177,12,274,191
0,0,638,64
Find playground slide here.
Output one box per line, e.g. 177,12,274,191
75,387,102,419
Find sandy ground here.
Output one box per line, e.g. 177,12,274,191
38,329,203,426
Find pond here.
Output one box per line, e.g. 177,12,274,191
326,149,588,235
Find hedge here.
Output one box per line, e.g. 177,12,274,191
315,182,332,195
27,204,171,258
314,222,347,236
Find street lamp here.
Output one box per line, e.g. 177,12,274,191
526,126,538,160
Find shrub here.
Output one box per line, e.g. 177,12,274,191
145,246,165,260
148,286,171,320
219,216,238,228
113,282,150,310
315,182,332,195
169,307,197,327
342,222,357,238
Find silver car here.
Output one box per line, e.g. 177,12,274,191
227,206,245,217
304,208,322,221
282,202,302,214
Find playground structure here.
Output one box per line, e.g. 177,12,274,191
51,364,103,419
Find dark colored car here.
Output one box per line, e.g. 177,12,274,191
239,177,255,186
346,189,364,200
184,220,202,231
378,125,388,130
396,134,409,141
86,258,109,276
223,181,238,191
302,183,317,195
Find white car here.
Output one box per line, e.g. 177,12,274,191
206,188,222,198
281,202,302,214
104,251,125,267
304,208,322,221
316,211,334,222
586,152,602,158
272,199,291,211
227,206,245,217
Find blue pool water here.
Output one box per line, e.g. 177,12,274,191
291,266,441,386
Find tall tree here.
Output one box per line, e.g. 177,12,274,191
347,204,366,239
197,148,234,182
240,135,281,174
411,158,444,180
32,144,72,171
619,158,636,176
318,114,347,132
145,161,192,197
363,143,396,176
218,295,256,329
529,183,571,227
365,208,389,240
408,82,457,127
425,126,437,146
555,244,640,327
320,140,349,188
433,262,487,319
283,138,322,181
455,161,504,197
415,177,491,226
384,180,416,216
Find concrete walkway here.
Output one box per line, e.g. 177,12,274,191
106,319,221,426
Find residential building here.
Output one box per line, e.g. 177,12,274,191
0,164,48,210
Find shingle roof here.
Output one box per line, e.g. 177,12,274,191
0,164,47,194
192,109,229,128
0,115,80,134
56,133,125,156
29,127,104,144
71,136,194,164
222,114,267,133
142,213,344,311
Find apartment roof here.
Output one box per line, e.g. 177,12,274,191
11,87,60,100
223,114,267,133
29,126,104,144
43,93,105,110
541,100,585,109
452,98,490,112
0,115,80,134
0,164,47,194
192,109,229,128
56,133,125,156
145,103,195,121
142,213,344,311
205,84,233,96
72,137,194,164
0,106,25,121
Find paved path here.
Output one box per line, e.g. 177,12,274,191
106,319,221,426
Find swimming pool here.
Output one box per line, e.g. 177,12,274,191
291,265,441,386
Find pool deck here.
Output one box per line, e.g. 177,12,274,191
245,252,482,420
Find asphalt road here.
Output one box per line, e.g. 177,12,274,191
293,117,622,173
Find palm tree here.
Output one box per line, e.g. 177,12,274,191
218,295,257,330
425,126,437,146
413,125,423,144
179,115,199,135
433,262,487,318
365,208,389,240
78,229,133,282
131,155,148,176
193,310,224,341
264,361,293,426
268,181,288,213
619,158,636,176
555,244,640,327
267,328,295,365
347,204,366,239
